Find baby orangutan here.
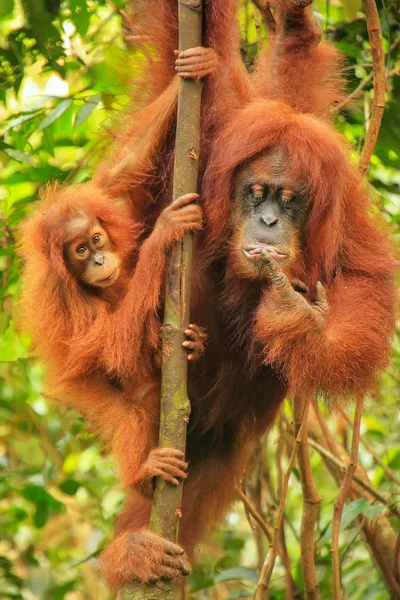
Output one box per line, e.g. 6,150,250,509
19,184,206,582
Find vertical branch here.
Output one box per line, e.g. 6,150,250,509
358,0,386,174
293,396,321,600
255,402,306,600
331,395,365,600
117,2,203,599
251,0,276,33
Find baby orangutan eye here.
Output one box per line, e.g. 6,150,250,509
76,245,88,256
92,234,101,244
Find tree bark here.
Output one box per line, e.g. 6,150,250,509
117,1,203,599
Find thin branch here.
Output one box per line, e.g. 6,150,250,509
331,395,364,599
276,418,296,600
334,61,399,113
253,9,264,51
235,485,274,542
308,438,400,519
358,0,386,174
338,408,400,487
293,396,321,600
391,35,400,54
394,531,400,585
251,0,276,33
334,70,374,113
255,405,307,599
336,32,400,109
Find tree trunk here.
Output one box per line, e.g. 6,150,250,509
117,1,203,598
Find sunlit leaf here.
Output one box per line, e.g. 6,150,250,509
227,592,253,600
4,148,36,166
342,0,362,21
74,94,101,127
37,99,73,132
215,567,259,584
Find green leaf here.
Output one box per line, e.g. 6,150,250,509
3,111,42,132
362,504,386,520
34,500,49,528
215,567,259,584
74,94,101,127
37,99,73,132
41,126,55,156
60,479,80,495
0,0,14,18
71,548,102,568
0,323,30,360
4,148,36,166
323,499,381,542
341,498,371,527
8,438,45,467
342,0,362,21
226,592,253,600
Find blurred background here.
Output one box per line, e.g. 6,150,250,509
0,0,399,598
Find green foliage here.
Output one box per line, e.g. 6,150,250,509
0,0,399,599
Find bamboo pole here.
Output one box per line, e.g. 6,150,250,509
117,1,203,599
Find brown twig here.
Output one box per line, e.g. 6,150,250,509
358,0,386,174
338,408,400,487
236,486,297,598
391,35,400,53
255,404,307,599
308,438,400,519
245,442,270,571
334,61,399,113
334,70,374,113
335,32,400,112
235,485,274,542
394,531,400,585
331,394,364,599
293,396,321,599
253,8,264,51
251,0,276,33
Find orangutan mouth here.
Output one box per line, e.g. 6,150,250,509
242,245,288,261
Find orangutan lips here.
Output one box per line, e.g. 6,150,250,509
242,246,288,261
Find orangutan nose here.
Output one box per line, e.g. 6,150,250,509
260,215,279,227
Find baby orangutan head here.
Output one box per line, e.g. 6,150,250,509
63,212,121,288
25,182,135,291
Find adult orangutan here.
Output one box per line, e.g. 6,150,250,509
98,0,396,590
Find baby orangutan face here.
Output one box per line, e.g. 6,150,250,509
64,215,121,288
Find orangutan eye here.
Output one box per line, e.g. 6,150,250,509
76,245,87,256
92,234,101,245
250,184,265,199
280,188,294,203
